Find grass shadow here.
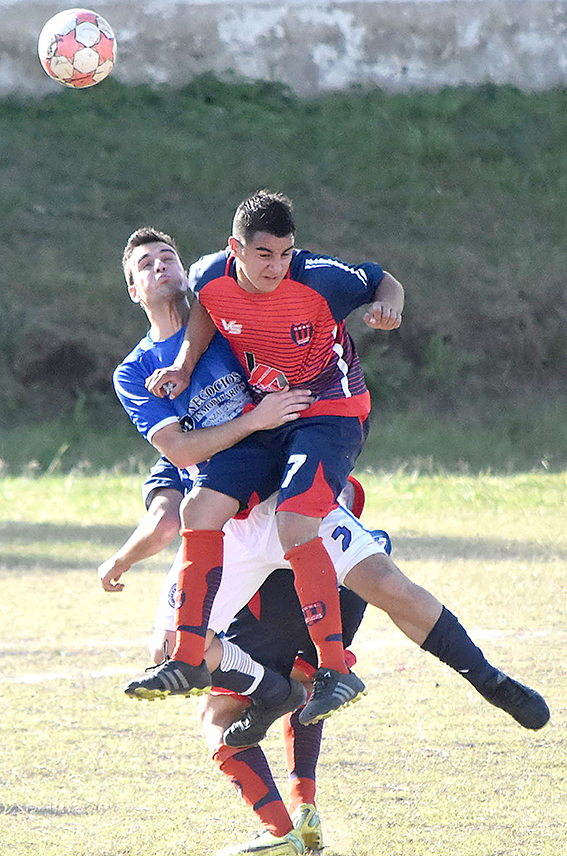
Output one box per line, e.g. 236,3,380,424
0,520,135,544
0,521,177,574
382,534,565,563
1,522,563,572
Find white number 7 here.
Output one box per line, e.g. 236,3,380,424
281,453,307,488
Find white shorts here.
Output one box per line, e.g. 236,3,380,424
153,494,386,634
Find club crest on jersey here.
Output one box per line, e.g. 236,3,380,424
302,601,327,625
221,318,242,335
290,321,314,346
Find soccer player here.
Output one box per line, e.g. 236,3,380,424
112,227,548,747
198,561,374,856
101,469,374,856
112,226,313,722
100,466,549,856
134,191,405,723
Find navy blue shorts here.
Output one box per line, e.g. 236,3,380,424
195,415,368,518
223,567,368,678
142,456,184,509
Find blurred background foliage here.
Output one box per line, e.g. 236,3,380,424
2,77,567,474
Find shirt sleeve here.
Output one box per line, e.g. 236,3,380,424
188,251,227,300
293,251,384,322
113,361,179,443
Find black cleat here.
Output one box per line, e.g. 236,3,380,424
124,658,211,701
298,667,366,726
479,670,550,730
223,678,307,747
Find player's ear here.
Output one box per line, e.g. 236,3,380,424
228,236,241,257
128,283,141,304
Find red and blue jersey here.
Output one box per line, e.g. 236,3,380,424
189,249,384,419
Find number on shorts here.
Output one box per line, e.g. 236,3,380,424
281,453,307,488
331,525,352,552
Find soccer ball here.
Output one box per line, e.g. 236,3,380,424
37,8,116,88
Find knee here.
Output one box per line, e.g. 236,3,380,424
197,694,247,752
276,511,321,553
344,555,416,609
180,488,237,530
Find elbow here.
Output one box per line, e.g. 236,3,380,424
153,510,182,547
169,452,199,470
146,492,183,546
154,444,199,471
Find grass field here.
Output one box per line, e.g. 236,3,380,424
0,472,565,855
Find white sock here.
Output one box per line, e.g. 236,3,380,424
219,639,265,694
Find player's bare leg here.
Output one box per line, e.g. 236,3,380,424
343,551,549,730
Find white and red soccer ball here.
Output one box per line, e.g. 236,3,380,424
38,8,116,88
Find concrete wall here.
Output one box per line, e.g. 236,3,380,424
3,0,567,97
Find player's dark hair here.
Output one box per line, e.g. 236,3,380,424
122,227,182,286
232,190,295,242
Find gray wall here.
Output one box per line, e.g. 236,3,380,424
4,0,567,97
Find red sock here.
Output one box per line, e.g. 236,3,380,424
283,709,322,813
171,529,223,665
213,744,293,837
284,537,347,673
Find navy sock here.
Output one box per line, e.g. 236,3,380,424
421,606,498,689
284,707,323,782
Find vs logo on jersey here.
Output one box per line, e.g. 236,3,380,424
245,352,288,392
290,321,314,346
221,318,243,335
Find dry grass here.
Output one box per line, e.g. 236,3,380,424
0,472,565,855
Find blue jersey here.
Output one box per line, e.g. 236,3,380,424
114,328,251,490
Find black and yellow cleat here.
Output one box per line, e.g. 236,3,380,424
124,658,211,701
298,667,366,726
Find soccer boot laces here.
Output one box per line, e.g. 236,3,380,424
216,829,305,856
291,804,324,853
223,679,307,747
123,654,211,701
298,667,366,726
479,670,550,730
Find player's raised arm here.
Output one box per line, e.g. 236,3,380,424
145,301,216,398
364,271,405,330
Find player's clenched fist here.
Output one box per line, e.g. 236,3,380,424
363,301,403,330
